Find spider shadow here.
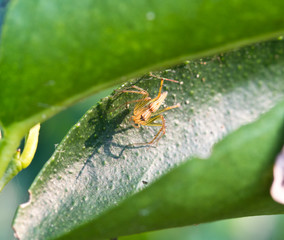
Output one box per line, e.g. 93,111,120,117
77,97,153,180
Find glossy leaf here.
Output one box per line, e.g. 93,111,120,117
13,39,284,239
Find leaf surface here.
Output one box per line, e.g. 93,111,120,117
13,40,284,239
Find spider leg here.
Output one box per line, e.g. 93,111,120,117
120,89,149,97
121,86,150,106
120,85,149,97
115,86,151,110
149,73,179,83
149,73,179,102
114,85,149,101
122,85,147,92
124,97,151,106
144,115,166,145
151,103,180,117
130,115,164,146
115,97,151,112
153,78,165,100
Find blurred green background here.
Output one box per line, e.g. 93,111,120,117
0,87,283,240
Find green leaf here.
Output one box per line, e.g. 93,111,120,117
1,0,284,188
13,39,284,239
2,0,284,126
61,100,284,240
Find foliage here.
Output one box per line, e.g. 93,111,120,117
0,0,283,239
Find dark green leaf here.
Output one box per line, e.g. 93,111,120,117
13,40,284,239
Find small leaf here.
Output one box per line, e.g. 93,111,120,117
13,39,284,239
0,123,40,190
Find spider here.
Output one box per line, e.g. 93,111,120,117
120,73,180,145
